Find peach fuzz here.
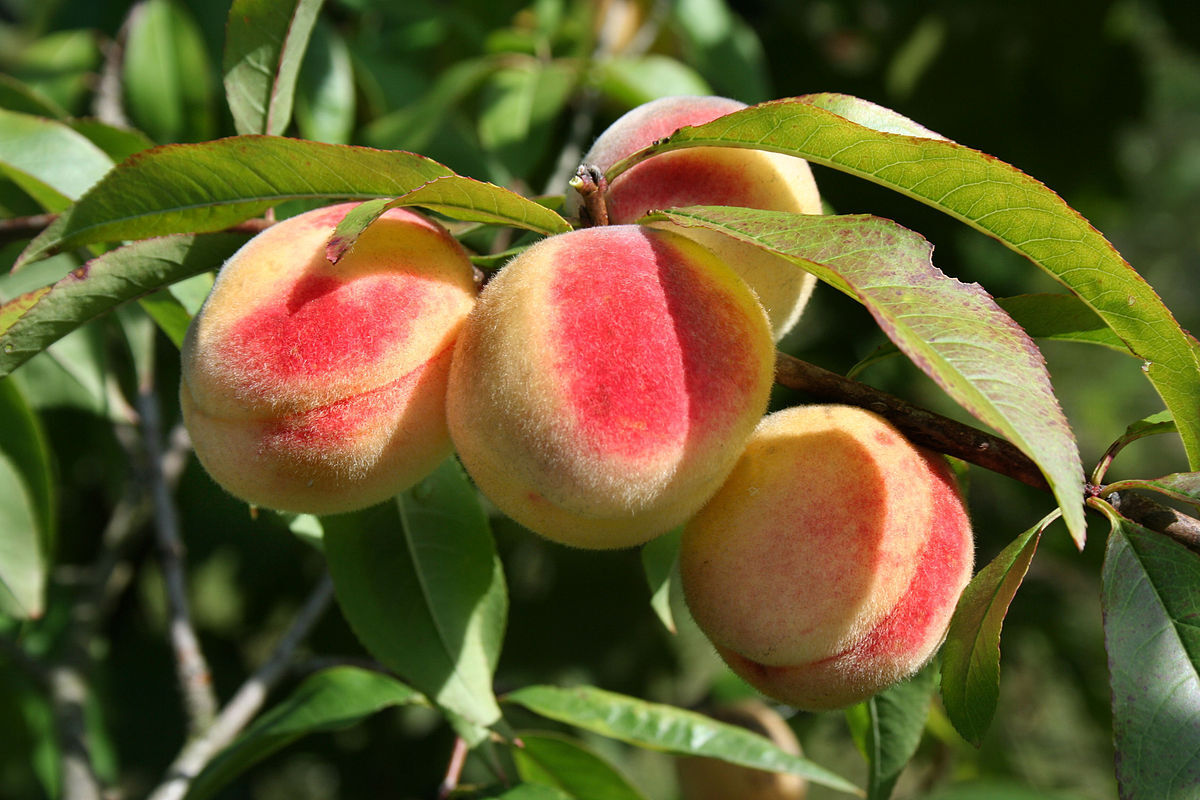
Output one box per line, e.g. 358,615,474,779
568,95,823,340
180,202,477,515
445,224,775,549
679,405,973,710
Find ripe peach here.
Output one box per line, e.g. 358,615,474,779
675,700,807,800
446,224,775,549
180,202,477,515
568,95,823,340
679,405,973,710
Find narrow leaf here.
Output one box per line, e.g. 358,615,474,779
1104,473,1200,511
0,109,114,211
622,94,1200,470
0,74,69,118
0,378,55,619
1,234,249,378
1102,514,1200,798
323,459,507,735
123,0,216,142
652,207,1086,545
67,120,156,163
479,61,575,179
495,785,574,800
504,685,862,796
223,0,325,136
640,527,681,634
597,55,712,108
326,177,570,262
997,294,1132,353
294,18,355,144
16,137,455,268
514,731,650,800
941,514,1053,745
186,667,424,800
848,663,936,800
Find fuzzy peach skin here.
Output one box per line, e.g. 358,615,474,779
680,405,974,710
445,225,775,549
567,95,823,340
180,202,478,515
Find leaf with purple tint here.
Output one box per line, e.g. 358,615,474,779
649,207,1085,545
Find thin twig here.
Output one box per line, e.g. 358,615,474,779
438,737,470,799
774,351,1051,491
147,573,336,800
138,383,218,736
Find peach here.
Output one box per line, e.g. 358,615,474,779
445,224,775,549
679,405,973,710
675,700,807,800
568,95,823,340
180,202,477,515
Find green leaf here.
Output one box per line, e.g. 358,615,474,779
0,109,114,211
1101,514,1200,799
1,234,249,378
597,55,712,109
326,180,569,262
15,137,456,268
0,74,69,119
514,731,650,800
363,57,500,152
1113,411,1178,452
294,18,355,144
323,459,507,736
223,0,325,137
941,513,1053,745
846,663,936,800
67,120,157,164
186,667,424,800
493,785,575,800
504,685,862,796
668,0,770,102
997,294,1133,353
123,0,217,142
620,94,1200,471
0,378,55,619
651,207,1086,546
1104,473,1200,511
640,527,681,634
478,60,576,179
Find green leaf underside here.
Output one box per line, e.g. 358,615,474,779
997,294,1132,352
0,378,55,619
1102,518,1200,799
623,94,1200,471
514,731,650,800
323,459,506,735
504,685,862,796
326,177,570,261
854,663,937,800
640,526,681,634
1106,472,1200,510
223,0,324,137
185,667,423,800
0,108,114,211
941,515,1050,745
652,207,1085,546
1117,411,1178,450
0,234,249,378
15,137,457,268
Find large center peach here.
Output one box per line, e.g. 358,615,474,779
446,224,775,549
180,202,477,515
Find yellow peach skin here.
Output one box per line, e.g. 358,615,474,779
680,405,974,710
180,202,477,515
568,95,823,340
446,225,775,549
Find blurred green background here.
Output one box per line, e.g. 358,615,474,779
2,0,1197,798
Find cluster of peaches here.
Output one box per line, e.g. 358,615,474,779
179,96,974,711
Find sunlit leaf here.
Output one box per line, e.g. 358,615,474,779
1101,511,1200,798
650,207,1085,545
223,0,325,136
620,94,1200,471
123,0,216,142
0,378,55,619
326,180,569,262
597,56,712,108
941,513,1053,745
514,731,649,800
67,120,156,164
186,667,424,800
294,18,355,144
0,109,114,211
479,60,576,179
1,234,248,378
640,527,681,634
1104,473,1200,512
504,685,861,796
323,459,507,738
0,74,69,119
15,137,455,268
